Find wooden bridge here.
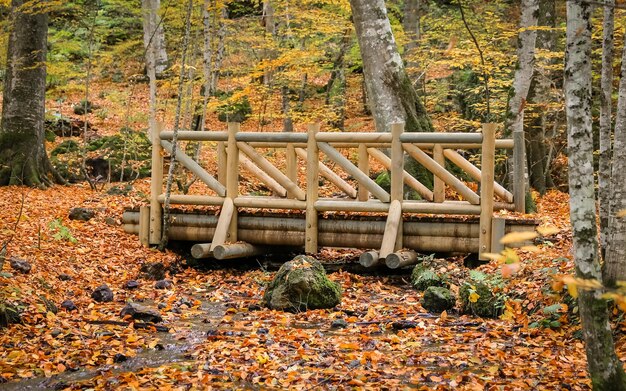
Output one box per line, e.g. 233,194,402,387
122,122,536,268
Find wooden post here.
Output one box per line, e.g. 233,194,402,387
491,217,506,254
149,122,164,244
479,123,496,259
433,144,445,203
379,199,402,258
286,143,298,199
227,122,239,242
139,206,150,247
358,143,369,201
390,123,404,251
210,197,234,251
217,141,227,186
513,130,526,213
305,123,320,253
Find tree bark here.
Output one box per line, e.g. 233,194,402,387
349,0,432,134
564,2,626,389
598,0,614,255
603,33,626,287
141,0,168,77
0,0,58,188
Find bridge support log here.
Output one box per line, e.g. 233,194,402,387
385,250,419,269
213,243,267,260
149,122,164,245
359,250,380,268
191,243,213,259
380,200,402,258
479,123,496,259
305,124,320,253
210,197,235,251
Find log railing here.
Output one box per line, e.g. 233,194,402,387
146,122,520,260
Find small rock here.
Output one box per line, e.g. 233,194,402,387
105,217,118,226
51,328,63,338
113,353,127,363
61,300,77,311
154,279,173,290
123,280,140,290
157,302,167,309
256,327,269,334
9,257,31,274
140,262,166,281
392,320,418,330
58,274,72,281
91,285,114,302
331,318,348,329
69,207,95,221
120,303,163,323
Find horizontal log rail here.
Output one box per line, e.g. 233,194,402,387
147,121,526,260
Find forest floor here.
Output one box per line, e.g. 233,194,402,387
0,181,620,390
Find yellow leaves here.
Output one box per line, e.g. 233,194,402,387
469,292,480,303
559,275,604,298
499,231,537,245
256,351,270,365
537,226,560,236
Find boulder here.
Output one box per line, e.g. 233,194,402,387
120,303,163,323
91,285,114,302
9,257,31,274
123,280,139,290
459,280,505,318
69,207,95,221
262,255,341,312
411,264,446,291
422,286,456,313
154,279,173,289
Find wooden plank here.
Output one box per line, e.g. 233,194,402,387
295,148,357,198
358,144,370,201
315,199,390,212
157,194,224,206
217,141,227,186
491,217,507,254
403,143,480,205
385,250,419,269
286,143,298,199
161,130,228,141
210,197,234,251
149,122,164,244
443,149,514,203
479,123,496,259
234,196,307,210
227,122,239,241
513,131,526,213
139,206,150,247
318,142,390,202
367,148,433,201
238,141,306,201
400,132,483,144
161,140,226,196
391,123,404,251
243,140,514,149
305,124,320,253
379,199,402,258
433,144,445,203
239,152,287,197
315,132,392,143
401,200,482,214
236,132,308,143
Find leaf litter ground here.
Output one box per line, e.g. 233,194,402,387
0,184,621,390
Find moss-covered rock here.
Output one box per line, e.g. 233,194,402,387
422,286,456,313
263,255,341,312
411,264,447,291
459,276,506,318
0,302,21,328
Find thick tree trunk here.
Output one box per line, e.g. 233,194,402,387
603,36,626,287
403,0,423,52
526,0,557,195
564,2,626,389
506,0,539,202
0,0,57,188
142,0,168,77
349,0,432,134
599,0,614,255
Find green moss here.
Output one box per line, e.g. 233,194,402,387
459,280,505,318
51,140,79,157
422,286,456,313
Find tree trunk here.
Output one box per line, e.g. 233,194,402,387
598,0,614,255
564,2,626,389
349,0,432,134
403,0,422,53
505,0,539,202
141,0,168,77
603,34,626,287
0,0,57,188
526,0,557,195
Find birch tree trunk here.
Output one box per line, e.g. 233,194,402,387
142,0,168,77
603,36,626,287
506,0,539,205
564,2,626,388
598,0,614,255
349,0,432,134
0,0,59,188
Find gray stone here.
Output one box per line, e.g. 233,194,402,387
331,318,348,329
58,274,72,281
154,279,173,289
123,280,139,290
9,257,31,274
120,303,163,323
421,286,456,313
61,300,77,311
140,262,166,281
69,207,95,221
91,285,114,302
262,255,341,312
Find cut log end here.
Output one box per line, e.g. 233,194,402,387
191,243,213,259
359,250,380,268
385,250,419,269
